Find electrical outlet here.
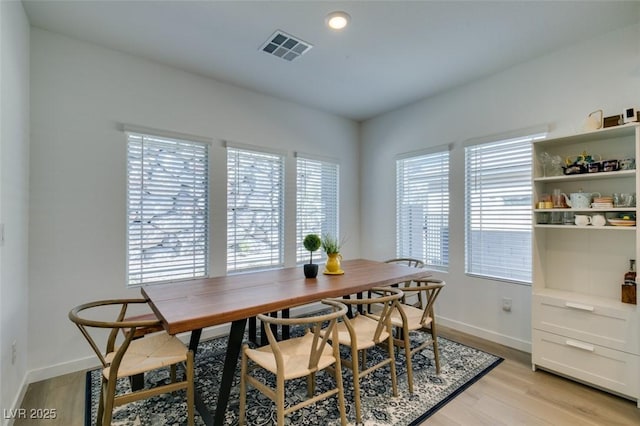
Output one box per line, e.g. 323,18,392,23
11,341,16,365
502,297,512,312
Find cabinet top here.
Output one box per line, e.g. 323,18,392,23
534,123,639,147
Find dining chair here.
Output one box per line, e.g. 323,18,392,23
329,287,404,425
384,279,445,394
69,299,194,426
384,258,425,304
384,258,425,268
239,299,349,426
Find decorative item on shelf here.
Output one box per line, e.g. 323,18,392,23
582,109,603,132
302,233,322,278
321,233,344,274
538,151,564,177
607,212,636,227
562,190,600,209
563,151,593,175
613,193,636,208
620,157,635,170
623,107,639,124
603,114,622,128
574,214,592,226
622,259,637,305
591,196,613,209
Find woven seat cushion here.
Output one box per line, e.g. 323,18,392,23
333,315,390,349
245,332,336,380
388,304,432,330
104,332,187,378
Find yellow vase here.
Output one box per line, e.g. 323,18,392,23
325,253,342,273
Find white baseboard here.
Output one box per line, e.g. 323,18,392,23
3,373,29,426
437,315,532,353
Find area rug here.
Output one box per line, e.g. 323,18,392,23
86,330,502,425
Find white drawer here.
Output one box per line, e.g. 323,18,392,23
532,294,639,354
532,329,639,399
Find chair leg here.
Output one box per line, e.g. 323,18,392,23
186,351,195,426
333,352,347,426
97,378,106,426
430,322,441,374
170,364,177,383
386,334,398,397
306,372,316,397
239,350,248,426
350,346,362,425
102,377,118,426
276,372,285,426
402,326,414,393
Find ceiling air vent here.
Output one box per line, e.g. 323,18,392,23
260,30,312,62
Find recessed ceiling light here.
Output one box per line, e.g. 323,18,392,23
325,11,351,30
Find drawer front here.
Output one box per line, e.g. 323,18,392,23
532,294,639,354
533,330,639,398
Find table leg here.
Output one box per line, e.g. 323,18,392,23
213,318,247,426
248,316,257,343
186,329,214,425
282,308,290,340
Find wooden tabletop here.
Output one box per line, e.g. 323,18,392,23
141,258,430,335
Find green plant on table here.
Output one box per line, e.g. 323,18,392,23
303,234,322,264
321,233,343,255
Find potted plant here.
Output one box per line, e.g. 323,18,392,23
321,233,344,274
302,234,322,278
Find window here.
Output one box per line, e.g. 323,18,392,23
464,133,545,283
227,146,284,272
396,150,449,268
296,155,339,263
127,132,209,285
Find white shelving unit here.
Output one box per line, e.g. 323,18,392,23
531,123,640,407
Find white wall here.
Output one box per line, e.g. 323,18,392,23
28,29,360,379
0,0,30,418
360,23,640,352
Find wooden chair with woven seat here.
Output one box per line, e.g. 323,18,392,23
383,279,445,394
383,258,425,305
329,287,404,425
69,299,194,426
239,299,349,426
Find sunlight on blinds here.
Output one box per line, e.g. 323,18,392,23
127,133,209,285
464,133,545,283
227,147,284,272
396,150,449,268
296,156,339,263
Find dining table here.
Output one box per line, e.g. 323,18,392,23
141,258,431,426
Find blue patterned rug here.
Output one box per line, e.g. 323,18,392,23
86,330,502,425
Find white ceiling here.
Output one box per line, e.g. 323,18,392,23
22,1,640,121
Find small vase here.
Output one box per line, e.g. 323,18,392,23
304,264,318,278
325,253,342,273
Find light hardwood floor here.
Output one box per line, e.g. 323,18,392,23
14,326,640,425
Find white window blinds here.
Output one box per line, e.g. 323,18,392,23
127,132,209,286
464,133,544,284
227,146,284,272
396,150,449,268
296,156,339,263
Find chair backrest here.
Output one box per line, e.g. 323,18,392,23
338,287,404,343
257,299,348,372
402,280,445,323
68,299,162,370
384,258,425,268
